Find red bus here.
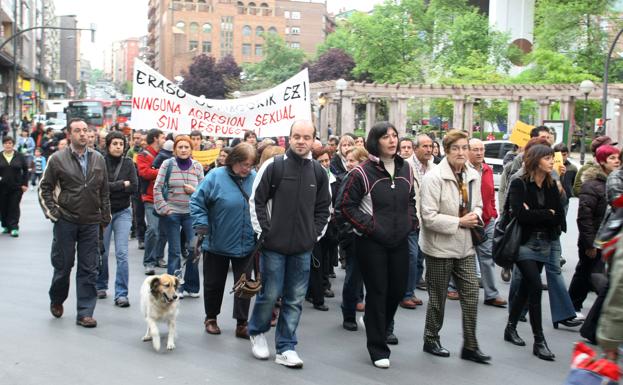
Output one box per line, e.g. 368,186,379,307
114,100,132,125
66,99,115,130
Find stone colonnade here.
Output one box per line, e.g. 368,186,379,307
310,82,623,146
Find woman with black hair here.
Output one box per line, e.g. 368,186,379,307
336,121,417,369
504,144,566,361
96,131,138,307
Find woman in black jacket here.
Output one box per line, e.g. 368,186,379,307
95,131,138,307
329,135,354,180
336,122,417,369
504,144,566,361
569,145,619,317
0,136,29,237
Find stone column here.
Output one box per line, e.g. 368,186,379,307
612,99,623,145
464,100,474,134
327,101,338,136
387,97,398,126
395,96,409,136
340,92,355,135
365,100,376,135
452,96,465,130
507,97,521,133
537,99,550,125
559,96,575,147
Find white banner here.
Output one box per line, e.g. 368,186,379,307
130,59,311,138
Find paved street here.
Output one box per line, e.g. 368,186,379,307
0,191,594,385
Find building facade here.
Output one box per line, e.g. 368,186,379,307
147,0,330,79
112,37,141,86
59,14,80,92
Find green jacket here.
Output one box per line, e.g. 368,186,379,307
573,161,598,197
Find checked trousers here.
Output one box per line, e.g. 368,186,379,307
423,254,480,350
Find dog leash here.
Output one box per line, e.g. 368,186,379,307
173,233,205,284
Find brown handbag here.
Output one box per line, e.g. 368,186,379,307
231,236,263,299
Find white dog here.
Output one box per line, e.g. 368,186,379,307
140,274,180,351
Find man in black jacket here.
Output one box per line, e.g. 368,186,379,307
247,120,331,368
39,118,111,328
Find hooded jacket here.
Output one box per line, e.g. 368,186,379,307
250,148,331,255
136,145,159,203
577,167,608,249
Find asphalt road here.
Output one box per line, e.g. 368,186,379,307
0,191,597,385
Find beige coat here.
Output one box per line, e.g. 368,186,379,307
419,157,483,259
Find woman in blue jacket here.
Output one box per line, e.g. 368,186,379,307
190,143,257,339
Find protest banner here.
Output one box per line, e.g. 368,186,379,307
509,121,534,147
192,149,220,167
554,151,564,175
131,59,311,138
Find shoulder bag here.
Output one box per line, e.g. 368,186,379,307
492,178,524,268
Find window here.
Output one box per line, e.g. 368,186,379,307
284,11,290,18
260,3,271,16
220,16,234,57
268,26,277,34
255,44,263,56
202,23,212,33
248,2,257,15
242,43,252,56
255,26,264,36
242,25,252,36
189,40,199,51
221,16,233,31
202,41,212,53
189,22,199,33
483,143,501,159
175,21,185,30
290,42,300,49
236,1,245,14
290,27,300,35
291,11,301,20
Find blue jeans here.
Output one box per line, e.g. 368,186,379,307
404,231,420,299
143,203,159,268
96,207,131,299
248,249,311,353
509,238,576,323
162,213,200,293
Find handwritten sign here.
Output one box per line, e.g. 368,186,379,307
193,149,220,167
131,59,311,138
554,151,564,175
509,121,534,147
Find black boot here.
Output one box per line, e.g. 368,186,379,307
504,323,526,346
533,334,555,361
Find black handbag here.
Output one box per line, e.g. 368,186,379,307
492,180,524,268
467,180,487,246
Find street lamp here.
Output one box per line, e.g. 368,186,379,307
316,92,327,139
579,79,595,165
335,78,347,136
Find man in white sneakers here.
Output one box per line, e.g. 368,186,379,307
247,120,331,368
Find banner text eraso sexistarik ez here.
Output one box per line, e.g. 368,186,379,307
130,59,312,138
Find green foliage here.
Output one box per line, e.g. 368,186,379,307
242,34,307,90
88,69,105,84
511,48,599,84
121,81,132,95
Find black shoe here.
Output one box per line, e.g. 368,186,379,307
386,333,398,345
501,268,511,282
542,283,548,291
560,258,566,267
138,241,145,250
533,339,555,361
504,325,526,346
423,341,450,357
461,347,491,364
343,320,357,331
313,304,329,311
324,289,335,298
329,272,336,278
519,315,527,322
553,318,583,329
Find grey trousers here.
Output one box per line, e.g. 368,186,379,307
424,254,480,350
475,221,500,300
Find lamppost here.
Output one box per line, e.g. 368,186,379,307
316,92,326,139
579,79,595,165
335,78,347,136
602,28,623,135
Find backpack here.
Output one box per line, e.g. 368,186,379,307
268,154,326,199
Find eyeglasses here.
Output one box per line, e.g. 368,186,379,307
238,162,254,170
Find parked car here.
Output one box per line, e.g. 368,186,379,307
483,140,516,189
45,118,67,133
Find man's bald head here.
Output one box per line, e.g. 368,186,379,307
468,138,484,166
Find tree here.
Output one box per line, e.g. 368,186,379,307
242,34,306,90
181,54,242,99
305,48,355,82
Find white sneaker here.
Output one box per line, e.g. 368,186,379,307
183,290,200,298
374,358,390,369
177,291,184,299
250,333,270,360
575,312,586,321
275,350,303,368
